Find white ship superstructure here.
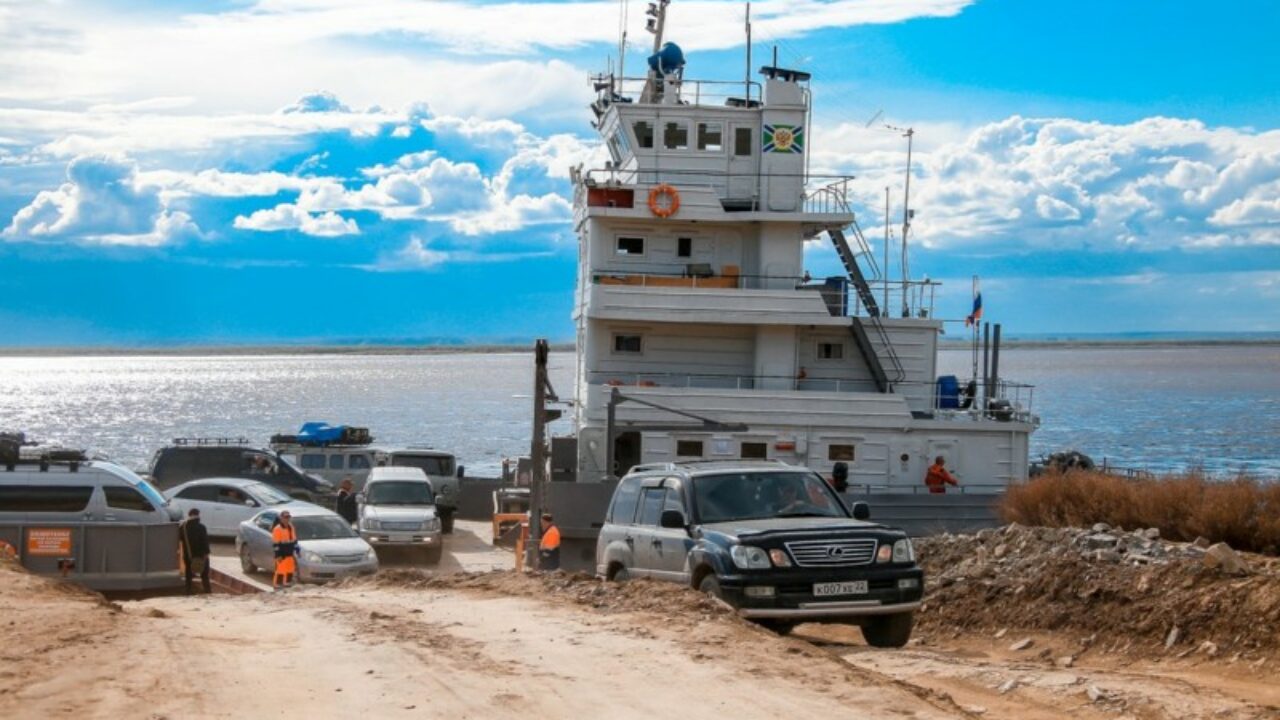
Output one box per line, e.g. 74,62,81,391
568,3,1037,494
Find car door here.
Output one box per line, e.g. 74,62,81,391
213,485,260,536
647,479,693,583
631,484,666,580
172,484,219,525
249,511,278,569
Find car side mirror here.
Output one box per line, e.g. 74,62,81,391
851,501,871,521
456,465,465,479
660,509,686,529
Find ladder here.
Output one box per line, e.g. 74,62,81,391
828,224,906,393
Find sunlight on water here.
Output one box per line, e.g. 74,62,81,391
0,346,1275,476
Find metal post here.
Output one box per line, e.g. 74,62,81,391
605,387,618,481
982,322,991,406
526,339,549,569
991,323,1002,403
900,128,914,318
883,186,890,313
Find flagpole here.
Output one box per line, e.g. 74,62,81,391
971,275,979,384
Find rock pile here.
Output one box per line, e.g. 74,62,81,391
915,524,1280,657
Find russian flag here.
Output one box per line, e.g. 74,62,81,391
965,282,983,327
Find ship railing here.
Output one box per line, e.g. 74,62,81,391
844,482,1012,495
803,179,853,215
592,269,812,291
579,166,858,207
927,378,1037,423
811,276,939,321
603,76,764,108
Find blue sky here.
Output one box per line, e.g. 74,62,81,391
1,0,1278,345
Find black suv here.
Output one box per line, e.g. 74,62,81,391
594,460,924,646
148,438,333,502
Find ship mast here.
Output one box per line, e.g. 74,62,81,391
639,0,671,103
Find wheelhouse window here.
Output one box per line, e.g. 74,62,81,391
734,127,753,156
612,334,643,354
828,444,855,462
633,121,654,149
740,442,768,460
817,342,844,360
616,236,645,256
614,127,632,155
697,122,723,151
677,237,692,258
675,440,703,457
663,121,688,150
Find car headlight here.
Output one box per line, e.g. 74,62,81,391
892,538,915,563
426,517,441,532
730,545,771,569
363,519,381,531
363,548,377,561
302,550,325,564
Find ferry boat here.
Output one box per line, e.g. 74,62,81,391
548,0,1038,566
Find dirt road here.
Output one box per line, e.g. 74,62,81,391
3,521,1277,719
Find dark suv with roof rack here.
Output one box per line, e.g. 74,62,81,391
147,438,333,503
595,460,923,646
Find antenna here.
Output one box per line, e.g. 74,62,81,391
744,2,751,102
864,109,883,128
883,186,890,312
618,0,630,93
886,124,914,317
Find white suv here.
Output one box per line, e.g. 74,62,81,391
357,467,443,564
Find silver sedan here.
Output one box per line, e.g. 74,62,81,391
236,507,378,583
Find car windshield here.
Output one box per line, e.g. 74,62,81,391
366,481,433,505
292,516,358,540
393,455,452,476
691,471,848,523
246,482,293,505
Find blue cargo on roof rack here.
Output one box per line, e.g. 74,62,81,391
291,422,372,446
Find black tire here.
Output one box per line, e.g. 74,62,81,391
756,619,798,635
698,574,724,599
423,545,443,565
440,513,454,535
610,566,630,582
861,612,914,648
239,544,257,574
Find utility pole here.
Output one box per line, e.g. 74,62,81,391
526,339,551,569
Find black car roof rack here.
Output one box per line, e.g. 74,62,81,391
172,437,253,446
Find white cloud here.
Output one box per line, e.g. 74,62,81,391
816,115,1280,250
2,154,200,246
373,237,451,270
233,204,359,237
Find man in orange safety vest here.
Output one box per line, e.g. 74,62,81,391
272,510,300,589
924,456,959,494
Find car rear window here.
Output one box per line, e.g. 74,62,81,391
104,486,156,512
0,485,95,512
176,485,218,501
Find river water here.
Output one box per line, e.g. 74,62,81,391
0,345,1275,476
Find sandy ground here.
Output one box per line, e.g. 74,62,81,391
2,521,1277,720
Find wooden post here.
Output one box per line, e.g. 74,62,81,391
525,339,550,570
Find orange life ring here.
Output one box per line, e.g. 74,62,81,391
648,184,680,218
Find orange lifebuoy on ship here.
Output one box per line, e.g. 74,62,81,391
648,184,680,218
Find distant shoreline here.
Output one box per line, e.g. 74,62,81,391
0,337,1277,357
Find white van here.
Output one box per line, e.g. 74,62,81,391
357,466,442,564
0,459,182,590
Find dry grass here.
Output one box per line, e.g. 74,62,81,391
1001,470,1280,556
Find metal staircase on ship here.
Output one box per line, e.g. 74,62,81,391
827,222,906,394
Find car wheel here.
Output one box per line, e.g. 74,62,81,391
424,545,443,565
239,544,257,574
861,612,914,648
440,514,454,534
698,574,724,600
610,566,630,582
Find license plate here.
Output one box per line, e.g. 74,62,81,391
813,580,868,597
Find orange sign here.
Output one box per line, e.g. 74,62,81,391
27,528,73,556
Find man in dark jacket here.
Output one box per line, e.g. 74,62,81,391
831,462,850,493
335,476,358,525
178,508,212,595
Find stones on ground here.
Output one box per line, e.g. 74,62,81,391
997,679,1019,695
1165,626,1180,649
1193,536,1212,549
1055,655,1076,668
1085,685,1108,703
994,628,1008,639
1010,638,1034,651
1203,543,1250,575
1092,523,1112,533
1142,528,1160,541
1198,641,1219,657
1084,533,1119,549
963,705,987,715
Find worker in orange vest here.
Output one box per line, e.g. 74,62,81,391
538,513,561,571
924,456,959,494
272,510,300,589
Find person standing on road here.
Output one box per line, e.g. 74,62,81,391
178,508,212,595
830,461,850,494
538,513,561,571
924,456,959,494
335,476,358,526
272,510,300,589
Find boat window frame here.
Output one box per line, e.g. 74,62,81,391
828,444,856,462
740,441,768,460
816,341,845,361
733,126,754,157
611,333,644,355
632,120,655,150
615,235,646,257
697,121,724,152
663,120,689,150
675,439,704,457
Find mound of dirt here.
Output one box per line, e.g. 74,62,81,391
344,569,737,619
916,524,1280,657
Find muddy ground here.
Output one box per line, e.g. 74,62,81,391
2,521,1277,719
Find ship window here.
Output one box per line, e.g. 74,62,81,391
697,122,723,151
677,237,692,258
616,236,645,256
663,121,688,150
606,136,623,164
734,127,753,156
740,442,768,460
613,334,643,354
676,440,703,457
828,444,855,462
817,342,844,360
633,121,654,149
615,127,632,154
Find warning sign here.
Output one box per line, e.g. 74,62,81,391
27,528,72,556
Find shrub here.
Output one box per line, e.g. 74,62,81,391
1001,470,1280,555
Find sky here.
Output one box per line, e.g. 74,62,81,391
1,0,1278,345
